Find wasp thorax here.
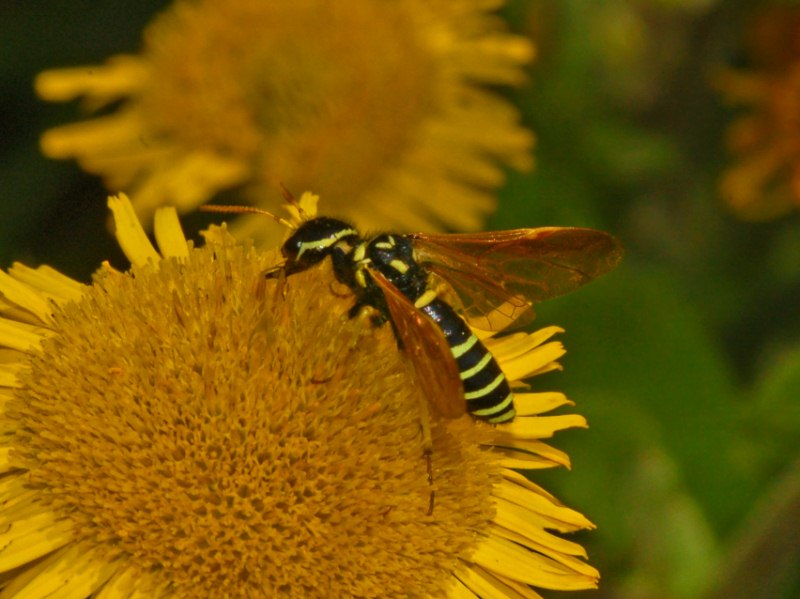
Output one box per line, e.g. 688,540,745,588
367,234,414,266
366,234,427,297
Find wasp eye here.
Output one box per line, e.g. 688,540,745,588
281,238,301,262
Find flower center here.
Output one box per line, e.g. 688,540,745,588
245,42,343,135
142,1,437,182
10,243,497,597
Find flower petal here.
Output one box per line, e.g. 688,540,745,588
0,364,23,388
0,543,119,599
107,194,160,266
0,509,74,573
470,535,598,591
512,392,573,416
491,438,571,469
153,207,189,259
456,564,543,599
8,264,86,304
0,271,53,324
35,57,148,103
95,567,169,599
0,318,47,353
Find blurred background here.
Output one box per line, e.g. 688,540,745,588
2,1,799,598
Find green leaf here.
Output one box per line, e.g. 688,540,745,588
533,262,753,533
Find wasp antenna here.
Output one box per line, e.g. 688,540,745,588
200,204,295,230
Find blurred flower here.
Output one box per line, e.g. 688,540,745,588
0,193,597,597
36,0,535,240
717,7,800,220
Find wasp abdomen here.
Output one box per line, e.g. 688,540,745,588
419,297,515,424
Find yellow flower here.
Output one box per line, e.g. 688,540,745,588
717,7,800,220
36,0,535,240
0,194,597,597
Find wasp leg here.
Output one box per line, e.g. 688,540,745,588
263,262,286,279
349,300,402,344
347,300,365,320
414,391,435,516
425,450,435,516
347,299,389,325
372,312,390,328
262,264,290,302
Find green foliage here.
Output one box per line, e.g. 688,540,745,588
504,1,800,597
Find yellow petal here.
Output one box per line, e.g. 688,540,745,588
40,112,145,160
153,207,189,259
492,497,590,557
0,318,47,353
470,535,598,591
0,363,23,388
0,271,53,324
487,327,564,362
502,341,566,381
131,151,248,219
95,567,169,599
0,510,73,574
107,193,160,266
35,57,148,103
8,264,86,304
489,524,599,579
448,579,479,599
456,564,541,599
497,414,588,440
512,392,573,416
491,438,571,469
0,389,14,412
0,543,119,599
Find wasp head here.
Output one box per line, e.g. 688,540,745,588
280,217,360,274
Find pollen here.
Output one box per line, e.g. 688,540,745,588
8,244,497,597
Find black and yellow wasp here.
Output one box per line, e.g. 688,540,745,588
204,196,623,429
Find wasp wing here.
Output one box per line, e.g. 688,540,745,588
411,228,623,332
369,269,466,419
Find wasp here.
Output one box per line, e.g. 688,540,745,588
204,193,623,511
